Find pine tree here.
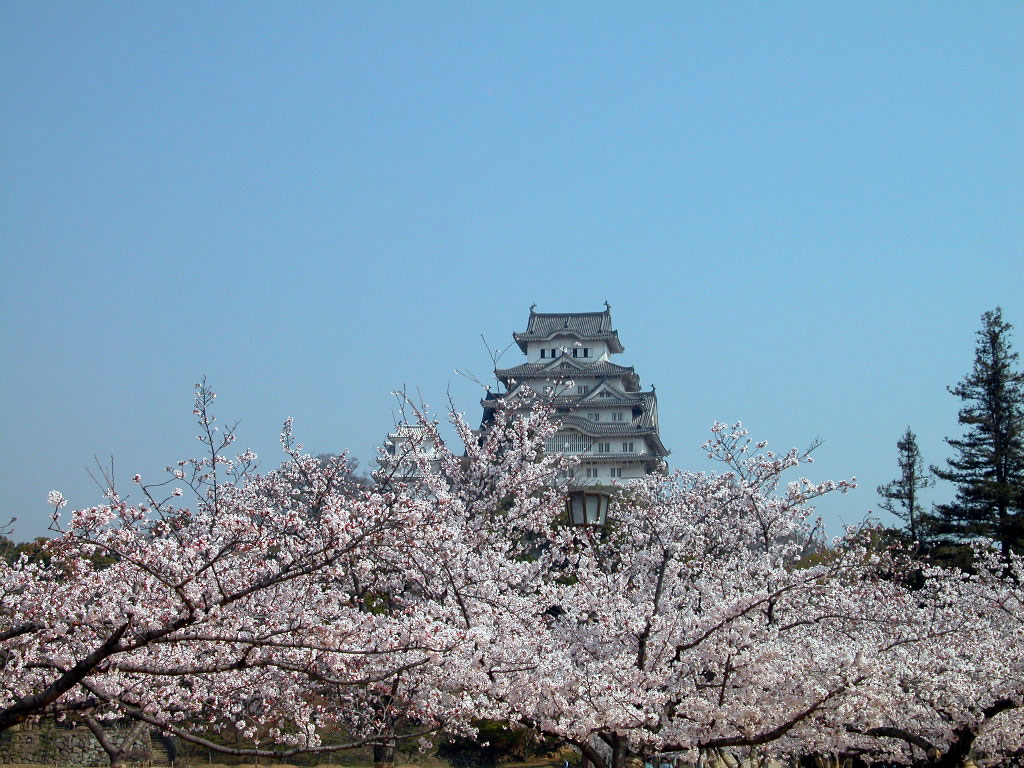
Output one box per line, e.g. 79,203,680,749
932,307,1024,557
877,427,933,543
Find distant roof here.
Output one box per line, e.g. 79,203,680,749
512,305,624,353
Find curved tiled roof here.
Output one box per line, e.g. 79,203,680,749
479,388,666,458
513,307,624,353
560,414,649,435
482,377,647,407
481,389,643,412
557,415,669,457
495,358,641,390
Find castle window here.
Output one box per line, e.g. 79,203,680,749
587,412,599,421
540,349,546,358
577,385,588,394
611,412,624,422
586,468,598,478
610,467,622,478
596,442,611,453
622,442,634,453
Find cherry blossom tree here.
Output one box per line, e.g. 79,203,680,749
0,384,499,759
831,548,1024,768
0,383,586,768
466,423,872,765
4,383,1022,768
437,415,1023,768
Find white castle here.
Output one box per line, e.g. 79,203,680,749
378,423,441,481
480,304,669,484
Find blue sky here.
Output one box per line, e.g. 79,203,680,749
2,2,1022,541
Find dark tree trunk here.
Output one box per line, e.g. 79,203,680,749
373,739,395,768
83,715,148,768
611,733,627,768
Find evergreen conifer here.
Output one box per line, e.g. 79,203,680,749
877,427,933,543
932,307,1024,556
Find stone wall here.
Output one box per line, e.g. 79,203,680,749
0,723,151,766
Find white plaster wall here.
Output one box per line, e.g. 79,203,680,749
574,462,649,483
528,338,610,362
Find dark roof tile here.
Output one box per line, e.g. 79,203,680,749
512,307,624,353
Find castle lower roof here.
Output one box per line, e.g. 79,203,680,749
483,382,643,409
495,358,640,390
480,390,666,457
558,415,669,457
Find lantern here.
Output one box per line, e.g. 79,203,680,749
566,489,609,527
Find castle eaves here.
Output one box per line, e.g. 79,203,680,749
495,358,638,386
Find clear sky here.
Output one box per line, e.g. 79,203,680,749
2,2,1022,542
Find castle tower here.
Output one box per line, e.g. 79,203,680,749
480,304,668,484
378,423,441,482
